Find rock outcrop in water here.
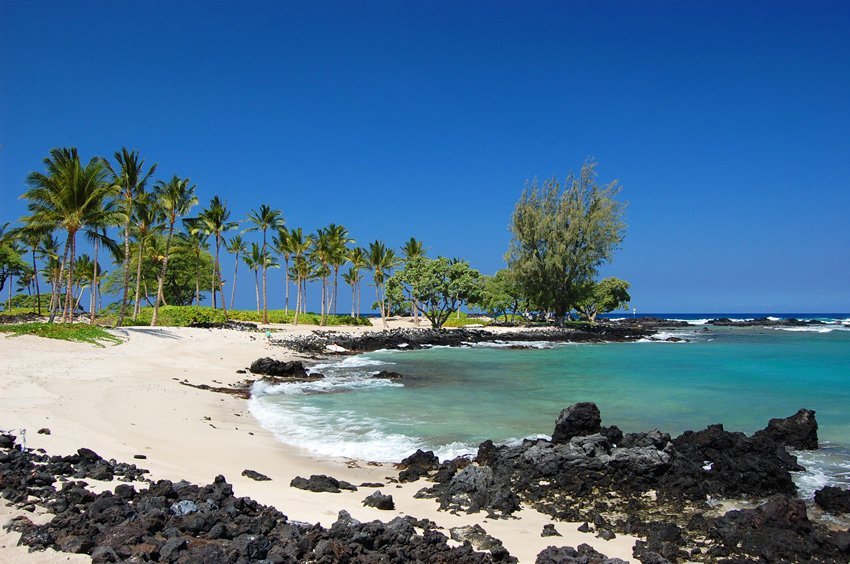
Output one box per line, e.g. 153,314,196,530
410,404,850,562
274,326,653,355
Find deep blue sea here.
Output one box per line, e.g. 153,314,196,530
249,313,850,499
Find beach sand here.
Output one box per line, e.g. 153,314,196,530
0,320,640,562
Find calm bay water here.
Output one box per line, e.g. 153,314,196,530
249,316,850,497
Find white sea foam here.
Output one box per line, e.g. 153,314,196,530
249,398,425,461
310,355,394,371
471,340,558,350
793,444,850,500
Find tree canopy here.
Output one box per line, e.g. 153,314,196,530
506,160,626,322
387,257,480,329
573,277,631,321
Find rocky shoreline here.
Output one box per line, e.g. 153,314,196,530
394,404,850,562
271,325,655,356
4,405,850,562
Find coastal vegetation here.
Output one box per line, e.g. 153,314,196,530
0,322,122,346
1,148,630,329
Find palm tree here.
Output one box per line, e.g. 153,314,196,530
105,148,157,326
347,246,367,318
150,176,197,326
226,234,248,310
287,229,312,322
83,226,118,323
130,193,163,320
10,225,51,315
22,148,119,322
367,240,398,328
273,227,294,314
243,243,263,314
245,205,285,323
174,228,210,306
309,228,334,324
190,197,237,316
402,237,426,325
73,254,95,312
326,224,353,316
38,234,61,314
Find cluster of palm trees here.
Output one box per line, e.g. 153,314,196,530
7,146,430,326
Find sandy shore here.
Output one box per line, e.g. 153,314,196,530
0,319,640,562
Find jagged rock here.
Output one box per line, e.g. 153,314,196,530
754,408,819,450
373,370,404,380
170,500,199,516
398,448,440,482
541,524,561,537
249,357,310,378
552,402,602,443
536,543,627,564
815,486,850,514
362,491,395,510
450,524,504,551
620,428,671,449
290,474,357,493
241,469,271,481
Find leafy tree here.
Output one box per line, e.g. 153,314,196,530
105,148,157,326
386,256,481,329
22,148,120,322
175,227,210,306
346,246,367,318
309,227,334,324
472,269,524,322
0,226,28,310
245,205,284,323
286,229,313,324
573,277,631,321
506,161,626,324
151,176,197,326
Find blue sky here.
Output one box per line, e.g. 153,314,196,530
1,1,848,313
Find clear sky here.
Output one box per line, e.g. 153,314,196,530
1,1,848,313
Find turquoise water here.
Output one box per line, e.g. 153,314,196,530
249,322,850,496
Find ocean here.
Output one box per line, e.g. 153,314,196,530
248,313,850,500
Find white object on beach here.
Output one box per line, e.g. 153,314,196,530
325,344,347,353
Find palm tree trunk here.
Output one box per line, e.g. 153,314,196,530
31,248,41,316
63,231,77,322
151,222,175,326
254,270,260,314
118,219,131,326
283,258,290,314
376,283,387,328
262,264,268,324
133,237,145,321
90,239,99,323
217,236,228,319
229,253,239,311
49,241,70,323
195,254,201,307
332,268,339,315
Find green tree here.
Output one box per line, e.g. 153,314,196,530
325,224,353,316
190,197,237,316
273,227,294,314
387,256,481,329
105,148,157,326
367,240,399,328
573,277,631,321
472,269,524,323
0,225,28,311
226,234,248,310
346,246,367,318
286,229,313,323
151,176,198,326
309,227,334,324
245,205,284,324
401,237,426,325
130,193,164,320
506,161,626,324
175,227,210,306
242,243,264,314
22,148,119,322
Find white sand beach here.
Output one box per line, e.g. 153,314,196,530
0,321,640,562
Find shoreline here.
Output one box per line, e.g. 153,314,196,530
0,320,642,562
2,318,848,562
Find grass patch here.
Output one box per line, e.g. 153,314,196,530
96,305,372,327
0,322,123,346
442,312,493,328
